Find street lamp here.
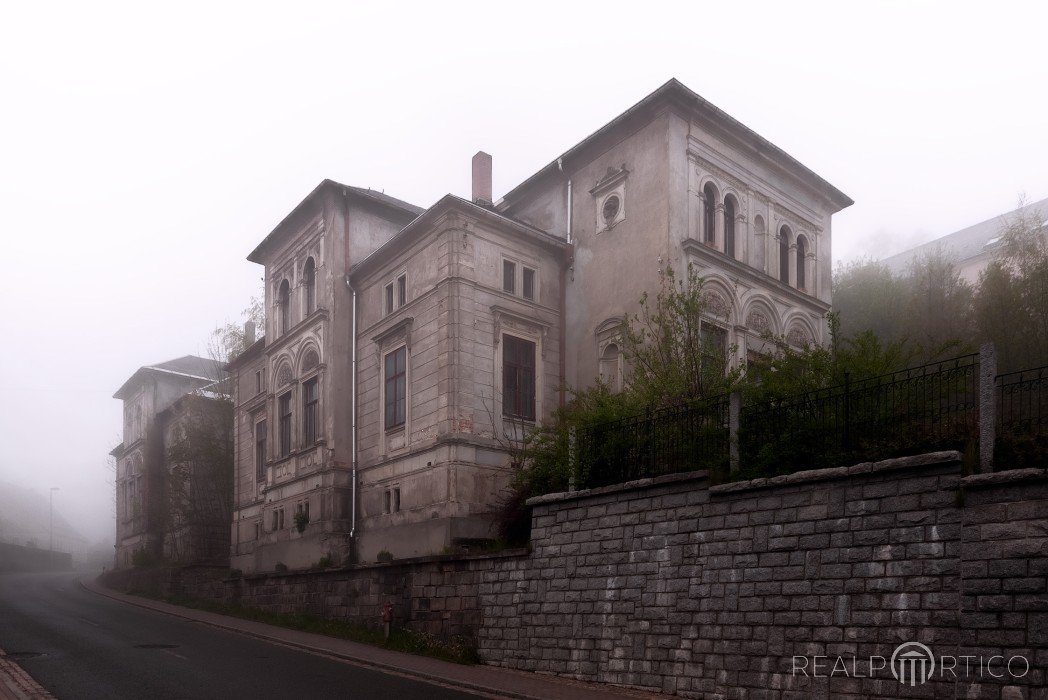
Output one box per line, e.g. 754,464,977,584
49,487,60,570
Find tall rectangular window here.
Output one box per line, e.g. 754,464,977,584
384,346,407,429
701,322,728,372
385,283,395,315
503,260,516,294
397,274,406,307
502,335,536,421
255,369,263,395
522,267,535,301
303,377,319,445
278,392,292,457
255,419,267,481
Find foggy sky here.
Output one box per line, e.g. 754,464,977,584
2,1,1046,545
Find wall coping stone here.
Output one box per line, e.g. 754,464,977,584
708,450,963,495
525,470,709,507
961,467,1048,489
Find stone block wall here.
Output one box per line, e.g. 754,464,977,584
477,452,1048,699
103,552,525,642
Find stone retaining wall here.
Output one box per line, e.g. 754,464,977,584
477,452,1048,699
102,551,526,641
101,451,1048,699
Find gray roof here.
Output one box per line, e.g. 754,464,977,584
113,355,227,399
881,197,1048,275
152,355,226,378
499,78,853,212
247,179,423,263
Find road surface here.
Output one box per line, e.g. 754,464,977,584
0,572,483,700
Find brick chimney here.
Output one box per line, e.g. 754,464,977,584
472,151,492,205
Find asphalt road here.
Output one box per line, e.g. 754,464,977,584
0,572,483,700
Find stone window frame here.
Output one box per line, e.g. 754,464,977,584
277,277,292,335
373,317,413,452
500,254,540,303
383,485,401,514
302,256,317,317
492,306,547,430
384,271,408,316
253,413,267,483
595,316,626,392
589,165,629,234
277,390,293,459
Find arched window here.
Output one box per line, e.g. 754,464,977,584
779,226,791,284
599,343,621,392
278,279,291,334
796,235,808,291
753,215,766,272
303,258,316,316
703,183,717,244
724,195,736,259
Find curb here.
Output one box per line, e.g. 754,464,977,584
0,650,54,700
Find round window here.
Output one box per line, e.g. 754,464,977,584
602,195,621,225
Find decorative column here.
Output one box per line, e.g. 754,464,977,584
738,214,748,264
715,203,725,252
697,193,707,243
788,242,797,287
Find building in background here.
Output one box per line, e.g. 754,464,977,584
225,78,852,572
110,355,226,568
157,390,233,563
880,196,1048,284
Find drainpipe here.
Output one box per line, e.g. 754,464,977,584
558,158,572,406
343,190,358,545
349,282,358,539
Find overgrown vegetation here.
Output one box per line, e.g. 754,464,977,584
498,207,1048,541
163,395,234,563
834,202,1048,373
208,294,265,363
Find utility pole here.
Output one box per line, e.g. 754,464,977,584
50,487,60,570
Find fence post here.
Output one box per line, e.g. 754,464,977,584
568,426,577,491
979,342,997,474
729,392,740,473
843,371,851,454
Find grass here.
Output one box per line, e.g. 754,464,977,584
127,589,479,665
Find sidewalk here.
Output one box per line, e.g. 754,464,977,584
82,577,658,700
0,651,52,700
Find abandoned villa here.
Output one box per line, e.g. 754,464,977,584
111,78,853,573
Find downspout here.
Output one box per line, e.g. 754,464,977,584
343,190,359,544
558,158,572,407
349,282,358,540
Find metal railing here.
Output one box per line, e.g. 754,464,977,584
740,354,980,476
576,395,730,488
576,349,1048,489
996,364,1048,468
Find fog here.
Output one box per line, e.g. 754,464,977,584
1,1,1046,550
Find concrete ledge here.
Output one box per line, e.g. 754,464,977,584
526,470,709,507
709,451,963,495
961,468,1048,489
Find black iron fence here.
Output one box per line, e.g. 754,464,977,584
575,395,730,489
576,349,1046,490
996,364,1048,469
740,354,979,476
